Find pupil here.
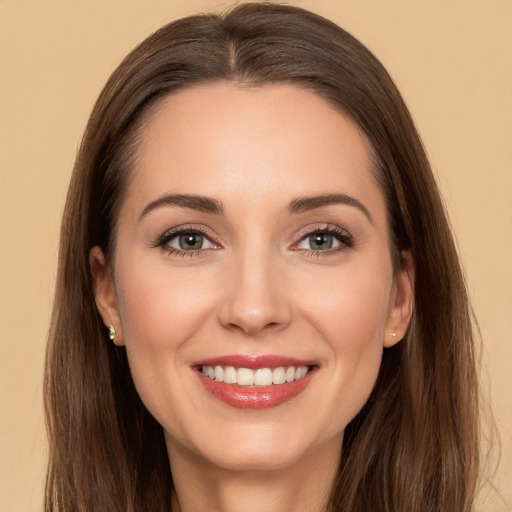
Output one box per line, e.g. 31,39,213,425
179,233,203,250
311,233,332,250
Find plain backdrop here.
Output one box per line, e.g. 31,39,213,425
1,1,511,511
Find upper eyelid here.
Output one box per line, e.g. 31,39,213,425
294,223,352,240
154,224,220,248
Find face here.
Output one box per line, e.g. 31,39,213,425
91,83,413,473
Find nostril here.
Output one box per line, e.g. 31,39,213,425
223,318,288,337
217,281,293,335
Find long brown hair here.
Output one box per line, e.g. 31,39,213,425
44,3,480,511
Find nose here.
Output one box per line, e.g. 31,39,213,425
217,251,292,337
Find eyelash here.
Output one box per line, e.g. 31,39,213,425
154,225,219,258
153,224,354,258
293,224,354,258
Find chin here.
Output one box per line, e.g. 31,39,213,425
166,421,340,474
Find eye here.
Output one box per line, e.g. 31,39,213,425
154,226,219,256
295,226,353,254
168,232,216,251
299,232,340,251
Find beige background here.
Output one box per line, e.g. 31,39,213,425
1,1,511,511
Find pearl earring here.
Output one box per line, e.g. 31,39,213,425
109,325,116,342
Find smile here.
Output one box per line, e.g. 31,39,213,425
195,356,317,409
201,365,310,386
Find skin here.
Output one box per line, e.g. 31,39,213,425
91,83,414,512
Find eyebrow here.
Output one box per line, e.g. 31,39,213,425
139,194,224,221
139,192,372,223
287,193,373,223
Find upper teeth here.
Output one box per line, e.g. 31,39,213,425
201,365,309,386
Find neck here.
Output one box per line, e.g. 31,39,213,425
167,438,341,512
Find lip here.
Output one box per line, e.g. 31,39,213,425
193,355,318,409
194,354,317,370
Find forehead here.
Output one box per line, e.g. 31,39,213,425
125,83,385,220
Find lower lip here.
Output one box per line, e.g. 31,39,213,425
198,370,315,409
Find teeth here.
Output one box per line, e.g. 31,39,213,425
201,365,310,386
237,368,254,386
254,368,272,386
223,366,237,384
272,367,286,384
214,366,223,381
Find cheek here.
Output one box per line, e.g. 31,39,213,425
295,261,392,422
113,259,217,402
299,258,392,347
116,260,214,346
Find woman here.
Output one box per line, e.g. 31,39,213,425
44,3,480,511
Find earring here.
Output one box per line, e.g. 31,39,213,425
390,331,397,338
109,325,116,342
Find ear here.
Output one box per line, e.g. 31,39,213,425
384,250,414,347
89,246,124,346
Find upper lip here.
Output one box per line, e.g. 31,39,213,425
193,355,317,370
